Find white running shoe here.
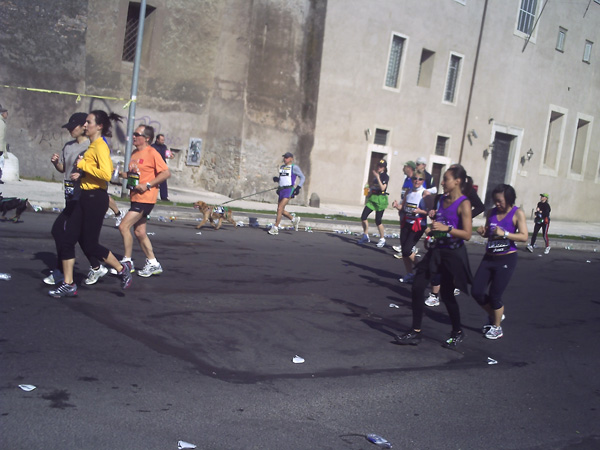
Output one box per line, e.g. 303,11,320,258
84,265,108,285
43,270,64,286
110,259,135,275
268,226,279,235
544,246,551,254
485,325,504,340
454,288,460,296
114,213,123,228
392,245,402,253
526,244,534,253
425,293,440,307
137,260,163,277
292,216,301,231
393,253,403,259
376,238,386,248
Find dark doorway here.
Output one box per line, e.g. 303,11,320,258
431,163,445,191
485,132,514,208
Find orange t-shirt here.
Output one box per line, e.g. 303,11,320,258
128,146,169,204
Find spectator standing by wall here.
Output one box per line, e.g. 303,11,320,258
527,193,551,254
151,133,170,201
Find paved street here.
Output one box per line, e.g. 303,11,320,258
1,213,599,449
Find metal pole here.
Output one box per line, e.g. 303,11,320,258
121,0,147,197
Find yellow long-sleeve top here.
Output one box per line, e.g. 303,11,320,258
77,136,113,191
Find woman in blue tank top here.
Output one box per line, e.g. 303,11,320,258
472,184,528,340
394,165,473,349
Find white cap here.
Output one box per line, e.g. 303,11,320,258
416,157,427,165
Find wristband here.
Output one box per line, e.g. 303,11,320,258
146,182,152,190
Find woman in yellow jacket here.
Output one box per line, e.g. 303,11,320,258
49,110,133,297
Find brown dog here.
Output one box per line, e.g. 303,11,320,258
193,201,236,229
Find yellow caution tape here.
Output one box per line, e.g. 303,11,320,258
1,84,135,109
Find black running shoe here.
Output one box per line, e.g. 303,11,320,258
394,330,422,346
119,261,133,290
442,330,465,349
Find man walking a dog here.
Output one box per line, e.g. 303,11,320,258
269,152,304,235
114,124,170,277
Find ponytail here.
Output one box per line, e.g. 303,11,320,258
89,110,124,138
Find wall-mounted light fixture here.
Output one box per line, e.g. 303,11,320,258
488,118,494,124
520,148,534,166
467,129,478,145
483,143,493,159
527,148,534,160
364,129,371,141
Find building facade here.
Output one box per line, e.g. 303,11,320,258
1,0,599,219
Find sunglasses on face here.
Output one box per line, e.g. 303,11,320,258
412,177,425,181
133,132,145,138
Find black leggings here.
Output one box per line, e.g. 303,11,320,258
531,221,549,247
79,189,111,262
411,261,462,332
400,224,424,257
471,252,518,310
361,206,384,226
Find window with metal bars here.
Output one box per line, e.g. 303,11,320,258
435,136,449,156
517,0,537,35
385,35,405,89
374,129,389,146
122,2,156,62
443,54,462,103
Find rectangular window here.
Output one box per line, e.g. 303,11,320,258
374,129,389,146
385,34,406,89
122,2,156,62
556,27,567,52
517,0,537,35
571,118,590,175
543,110,565,170
435,136,449,156
417,49,435,88
583,40,593,63
443,54,462,103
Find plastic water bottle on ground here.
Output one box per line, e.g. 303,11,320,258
0,273,12,281
366,433,392,448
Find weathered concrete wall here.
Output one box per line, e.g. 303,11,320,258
0,0,89,181
1,0,325,206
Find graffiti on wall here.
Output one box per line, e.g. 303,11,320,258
187,138,202,166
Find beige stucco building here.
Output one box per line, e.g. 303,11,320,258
309,0,600,219
1,0,599,219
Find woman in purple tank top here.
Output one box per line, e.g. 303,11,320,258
394,165,473,349
472,184,528,340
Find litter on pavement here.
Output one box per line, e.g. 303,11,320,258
487,357,498,365
18,384,36,391
292,355,305,364
177,440,196,449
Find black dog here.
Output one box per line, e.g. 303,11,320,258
0,194,30,222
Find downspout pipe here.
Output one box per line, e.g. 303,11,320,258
458,0,488,164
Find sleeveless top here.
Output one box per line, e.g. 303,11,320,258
279,164,295,187
486,206,518,255
403,187,427,225
433,195,467,249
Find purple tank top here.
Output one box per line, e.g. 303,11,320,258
434,195,467,248
486,206,518,254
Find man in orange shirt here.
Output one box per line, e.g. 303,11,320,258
115,124,171,277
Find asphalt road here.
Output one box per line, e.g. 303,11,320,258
1,213,599,449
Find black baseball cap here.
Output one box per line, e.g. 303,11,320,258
282,152,294,158
62,112,88,130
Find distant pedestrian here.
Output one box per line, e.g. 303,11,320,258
0,104,8,183
527,193,551,254
358,159,389,247
151,133,170,201
391,169,432,283
472,184,528,340
269,152,304,235
415,157,437,196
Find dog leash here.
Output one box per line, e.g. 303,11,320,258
219,187,278,206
